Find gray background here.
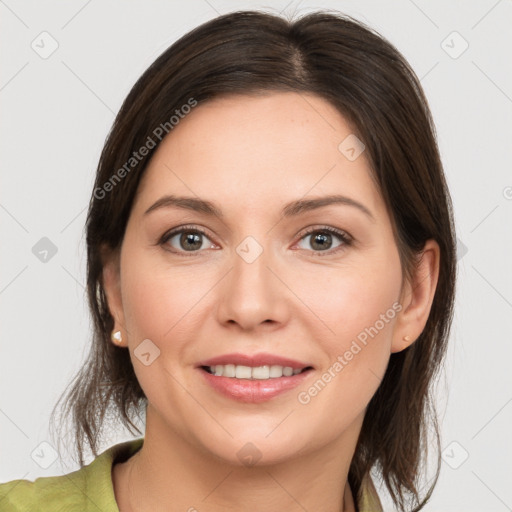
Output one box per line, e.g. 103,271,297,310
1,1,511,510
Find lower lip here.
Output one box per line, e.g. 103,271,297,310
198,368,313,403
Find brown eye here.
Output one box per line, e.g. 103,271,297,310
296,227,352,254
160,226,215,254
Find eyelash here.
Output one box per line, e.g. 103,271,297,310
158,224,353,257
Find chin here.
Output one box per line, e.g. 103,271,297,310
195,424,314,468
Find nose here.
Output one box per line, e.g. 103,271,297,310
216,237,289,331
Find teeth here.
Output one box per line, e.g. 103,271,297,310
252,365,270,379
269,365,283,378
208,364,303,379
283,366,293,377
223,364,235,377
235,365,252,379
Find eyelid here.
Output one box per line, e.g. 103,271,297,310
296,225,352,242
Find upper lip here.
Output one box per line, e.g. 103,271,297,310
197,352,313,370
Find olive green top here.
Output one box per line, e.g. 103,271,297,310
0,438,383,511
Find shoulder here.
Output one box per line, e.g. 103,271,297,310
0,438,144,512
0,474,80,512
357,473,384,512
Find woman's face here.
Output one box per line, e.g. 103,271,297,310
104,91,417,465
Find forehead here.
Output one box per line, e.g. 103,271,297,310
132,92,383,220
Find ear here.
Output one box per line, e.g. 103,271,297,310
391,239,440,353
100,244,127,347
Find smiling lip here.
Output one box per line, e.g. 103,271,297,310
196,352,313,403
197,352,311,370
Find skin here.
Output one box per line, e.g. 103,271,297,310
102,91,440,512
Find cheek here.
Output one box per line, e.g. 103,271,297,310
290,261,401,444
295,258,401,339
121,252,212,342
295,267,402,423
290,253,403,398
119,252,206,411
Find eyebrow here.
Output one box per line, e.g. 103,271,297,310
144,194,375,222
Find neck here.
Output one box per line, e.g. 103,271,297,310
113,405,363,512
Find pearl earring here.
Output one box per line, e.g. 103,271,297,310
111,330,123,344
403,335,411,342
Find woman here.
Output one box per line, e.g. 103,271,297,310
0,9,456,512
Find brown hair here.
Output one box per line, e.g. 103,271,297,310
50,9,456,511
